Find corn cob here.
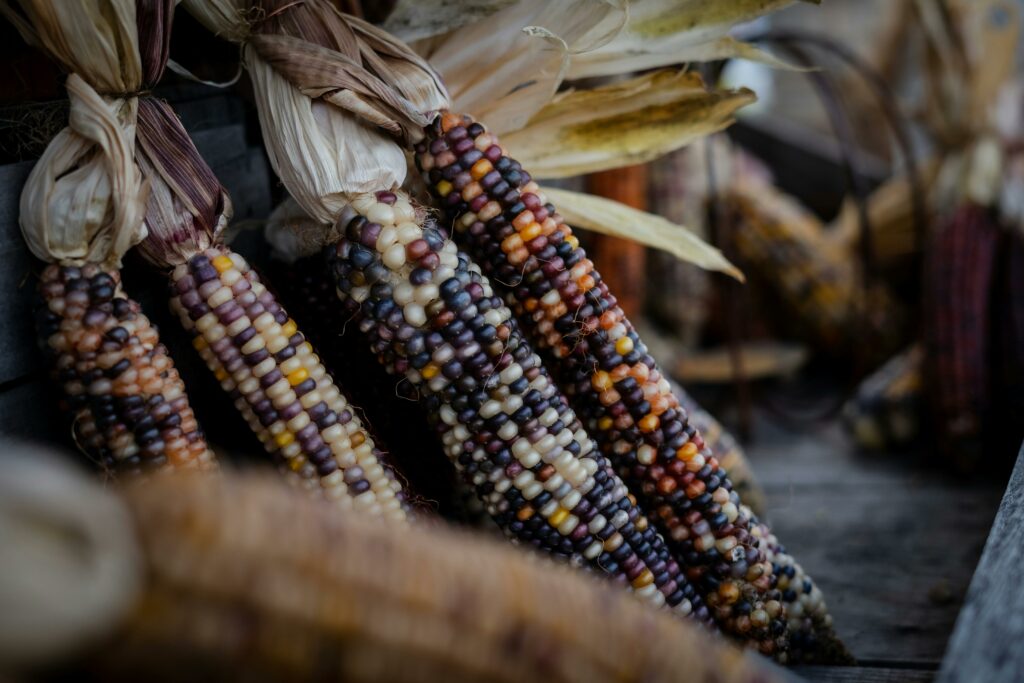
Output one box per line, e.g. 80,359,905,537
722,183,907,363
5,0,217,478
36,263,215,476
922,203,1000,466
0,451,787,683
266,252,454,514
416,113,796,656
324,190,711,619
675,385,765,517
843,345,923,451
134,96,410,521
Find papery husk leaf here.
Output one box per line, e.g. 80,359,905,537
577,35,807,76
20,75,147,268
384,0,519,43
505,71,754,178
0,0,141,93
183,0,448,143
540,185,743,280
568,0,813,79
134,98,229,266
246,48,408,225
415,0,627,134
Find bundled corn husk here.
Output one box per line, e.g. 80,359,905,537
1,0,216,475
0,446,792,683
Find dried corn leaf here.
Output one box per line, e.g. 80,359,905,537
541,185,743,280
568,0,818,79
414,0,627,135
505,70,754,178
383,0,519,43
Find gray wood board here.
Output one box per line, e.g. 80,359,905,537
746,416,1005,664
936,445,1024,683
796,665,935,683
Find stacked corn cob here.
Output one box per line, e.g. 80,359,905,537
116,0,411,520
416,113,796,656
37,263,214,475
134,100,410,522
5,0,216,477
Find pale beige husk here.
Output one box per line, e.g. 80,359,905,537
3,0,148,268
567,0,819,79
503,70,755,178
540,185,743,281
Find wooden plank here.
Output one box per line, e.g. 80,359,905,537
746,415,1004,663
0,162,42,385
797,665,935,683
936,445,1024,683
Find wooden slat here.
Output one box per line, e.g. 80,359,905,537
750,416,1004,663
797,665,935,683
936,445,1024,683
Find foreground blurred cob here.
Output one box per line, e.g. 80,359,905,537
0,451,789,683
6,0,215,476
125,0,409,520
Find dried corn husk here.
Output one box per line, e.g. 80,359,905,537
0,452,790,683
503,71,755,179
566,0,819,79
540,184,743,280
1,0,147,268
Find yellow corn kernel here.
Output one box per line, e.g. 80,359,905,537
275,431,295,448
548,507,570,527
421,363,440,380
287,368,310,386
281,320,298,337
212,255,234,273
436,180,453,197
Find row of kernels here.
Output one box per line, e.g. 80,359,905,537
327,191,711,623
169,246,408,523
417,113,793,655
37,264,215,476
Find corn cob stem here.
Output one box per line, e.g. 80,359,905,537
17,467,785,683
36,263,215,476
417,112,794,656
325,190,711,620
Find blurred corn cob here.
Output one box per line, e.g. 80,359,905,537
0,448,789,683
922,203,1001,467
843,345,923,451
417,112,797,657
723,183,905,363
2,0,217,476
325,190,711,619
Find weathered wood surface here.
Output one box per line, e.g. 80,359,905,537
936,445,1024,683
744,413,1005,670
795,665,935,683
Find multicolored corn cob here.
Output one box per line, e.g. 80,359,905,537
325,189,712,620
132,92,411,521
416,112,836,659
164,244,408,521
843,345,923,451
36,263,215,476
677,386,765,516
923,203,1000,466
